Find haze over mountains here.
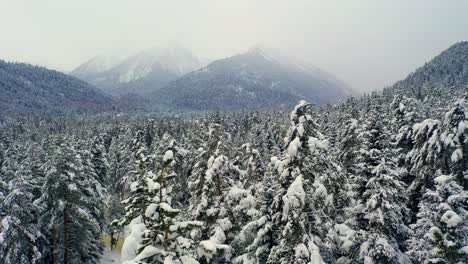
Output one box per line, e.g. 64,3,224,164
1,42,467,114
72,45,354,111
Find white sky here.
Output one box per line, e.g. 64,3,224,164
1,0,467,91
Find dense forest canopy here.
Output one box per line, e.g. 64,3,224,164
0,81,466,263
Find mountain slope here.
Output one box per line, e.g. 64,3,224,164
388,41,468,97
72,46,204,95
0,60,115,114
150,47,354,111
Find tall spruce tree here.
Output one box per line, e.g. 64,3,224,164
268,100,344,263
132,141,202,263
0,158,43,264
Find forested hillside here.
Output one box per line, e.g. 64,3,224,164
0,83,466,263
150,47,353,111
0,60,115,114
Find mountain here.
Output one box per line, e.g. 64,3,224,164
72,46,205,95
0,60,115,114
388,41,468,97
150,47,354,111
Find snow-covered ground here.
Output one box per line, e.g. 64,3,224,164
100,248,121,264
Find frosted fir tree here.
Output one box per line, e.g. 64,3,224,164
337,116,360,174
117,130,152,226
390,95,421,185
224,183,259,261
345,99,411,263
130,130,152,183
187,124,240,263
406,173,467,263
131,142,202,264
0,159,43,264
188,124,227,211
116,130,155,262
107,133,132,248
90,135,109,186
407,99,468,263
269,100,343,263
352,100,389,203
237,143,264,187
0,143,22,189
36,140,105,264
269,174,324,264
195,154,236,263
0,176,6,219
405,118,443,221
234,157,280,264
152,134,188,204
440,98,467,188
108,129,133,195
357,160,410,264
79,147,107,255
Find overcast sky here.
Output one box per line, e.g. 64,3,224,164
1,0,467,91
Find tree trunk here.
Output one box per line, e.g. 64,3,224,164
53,226,59,264
63,207,69,264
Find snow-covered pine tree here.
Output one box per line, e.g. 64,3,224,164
390,95,421,185
0,157,43,264
132,140,202,264
407,98,468,263
268,100,344,263
347,99,410,263
357,160,410,264
79,146,107,261
237,143,264,188
337,116,360,174
117,130,155,262
234,157,280,264
187,124,240,263
117,130,152,224
108,129,133,195
37,139,105,264
107,131,132,248
90,135,109,186
405,118,443,223
440,98,467,188
406,173,467,263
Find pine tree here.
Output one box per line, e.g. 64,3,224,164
407,98,468,264
187,124,239,263
406,118,443,222
269,100,344,263
348,99,411,263
337,117,360,174
390,95,421,185
269,174,324,264
37,139,105,264
133,142,202,263
0,159,43,264
90,135,109,186
440,98,467,188
234,157,280,264
357,160,410,264
116,130,154,261
407,173,467,263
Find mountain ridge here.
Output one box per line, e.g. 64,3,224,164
387,41,468,97
149,47,354,111
0,59,115,114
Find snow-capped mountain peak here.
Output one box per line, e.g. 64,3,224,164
71,46,205,95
